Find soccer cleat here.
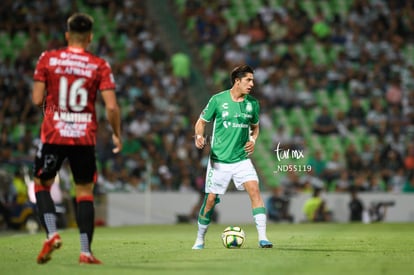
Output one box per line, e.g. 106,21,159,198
192,240,205,250
79,253,102,264
259,240,273,248
37,233,62,264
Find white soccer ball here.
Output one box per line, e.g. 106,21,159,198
221,226,245,248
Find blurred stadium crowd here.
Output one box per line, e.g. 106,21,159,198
0,0,205,197
174,0,414,194
1,0,414,201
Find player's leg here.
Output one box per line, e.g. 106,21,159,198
74,183,101,264
192,160,229,249
192,192,220,249
234,159,273,248
244,181,272,248
34,143,64,264
69,146,101,264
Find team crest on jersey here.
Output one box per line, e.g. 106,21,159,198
246,102,252,112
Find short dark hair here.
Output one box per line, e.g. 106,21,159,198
230,65,254,85
67,13,93,33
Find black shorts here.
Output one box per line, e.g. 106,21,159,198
34,143,97,184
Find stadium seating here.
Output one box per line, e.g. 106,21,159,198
172,0,414,192
2,0,414,194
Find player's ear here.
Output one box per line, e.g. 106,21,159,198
88,33,93,43
65,32,69,42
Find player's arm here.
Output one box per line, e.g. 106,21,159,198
250,123,259,143
32,81,46,107
101,89,122,153
245,123,259,155
194,118,207,149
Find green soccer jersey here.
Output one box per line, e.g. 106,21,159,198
200,90,260,163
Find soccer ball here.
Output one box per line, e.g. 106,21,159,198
221,226,245,248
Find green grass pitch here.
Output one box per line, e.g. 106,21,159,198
1,223,413,275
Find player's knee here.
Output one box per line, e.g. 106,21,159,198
206,193,220,207
198,193,219,224
34,177,55,189
74,183,94,198
34,182,52,192
206,194,215,206
76,194,94,203
35,170,57,183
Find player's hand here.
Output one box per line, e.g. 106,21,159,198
245,139,255,156
195,135,205,149
112,134,123,154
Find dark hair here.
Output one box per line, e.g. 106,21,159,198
67,13,93,33
230,65,254,85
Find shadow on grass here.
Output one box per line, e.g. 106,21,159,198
277,247,364,253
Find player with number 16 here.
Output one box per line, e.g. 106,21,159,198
32,12,122,265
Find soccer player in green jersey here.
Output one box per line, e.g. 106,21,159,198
192,65,273,249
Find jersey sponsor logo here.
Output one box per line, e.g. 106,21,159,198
60,52,89,62
234,113,253,118
222,121,249,128
221,100,252,129
223,121,231,128
55,121,87,138
231,123,249,128
50,56,97,78
235,113,252,119
50,57,92,68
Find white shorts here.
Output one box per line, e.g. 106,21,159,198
205,158,259,195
